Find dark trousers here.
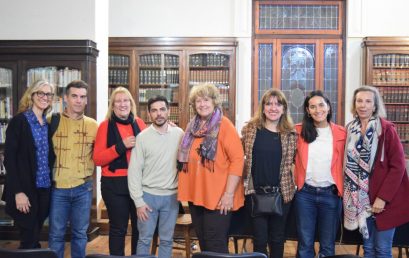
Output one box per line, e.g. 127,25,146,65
15,188,50,249
188,202,232,253
245,195,291,258
101,177,138,255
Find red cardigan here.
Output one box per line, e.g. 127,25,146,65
370,118,409,230
294,122,346,196
93,117,146,177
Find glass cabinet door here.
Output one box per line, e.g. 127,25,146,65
254,39,342,124
26,66,82,114
188,53,232,121
109,54,130,91
137,53,181,126
280,43,317,123
0,67,13,225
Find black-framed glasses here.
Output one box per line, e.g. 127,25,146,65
35,91,54,98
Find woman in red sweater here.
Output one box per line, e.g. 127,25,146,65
93,87,146,255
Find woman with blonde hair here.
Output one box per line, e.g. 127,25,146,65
93,87,146,255
177,83,244,253
3,80,55,248
241,88,296,258
344,85,409,258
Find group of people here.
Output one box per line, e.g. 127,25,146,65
2,80,409,258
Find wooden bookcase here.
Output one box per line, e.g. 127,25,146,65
0,40,98,238
252,0,346,124
109,37,237,130
363,37,409,158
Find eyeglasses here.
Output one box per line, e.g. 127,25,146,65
35,91,55,99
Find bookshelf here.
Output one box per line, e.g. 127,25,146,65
363,37,409,158
0,40,98,238
109,37,237,130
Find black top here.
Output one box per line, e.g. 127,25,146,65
251,128,282,188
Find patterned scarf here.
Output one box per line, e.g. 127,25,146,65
344,116,380,239
178,108,222,172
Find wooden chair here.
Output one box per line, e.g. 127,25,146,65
151,213,194,257
0,248,58,258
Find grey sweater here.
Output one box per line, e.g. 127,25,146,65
128,124,184,207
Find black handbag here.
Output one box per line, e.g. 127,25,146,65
250,186,283,217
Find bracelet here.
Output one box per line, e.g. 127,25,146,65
224,191,234,197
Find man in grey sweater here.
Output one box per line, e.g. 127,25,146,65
128,95,184,258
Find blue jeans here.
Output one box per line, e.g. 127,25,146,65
295,184,342,258
137,192,178,258
48,181,93,258
363,216,395,258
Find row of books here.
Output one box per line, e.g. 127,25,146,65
0,152,5,175
0,68,12,88
109,69,129,85
403,143,409,157
189,84,230,104
396,124,409,142
51,97,65,114
139,54,179,67
109,55,129,67
27,67,82,88
0,97,12,119
190,54,229,67
0,123,8,144
189,70,229,85
372,69,409,85
378,87,409,103
385,105,409,122
139,69,179,85
139,105,179,124
140,54,161,67
139,88,176,102
373,54,409,68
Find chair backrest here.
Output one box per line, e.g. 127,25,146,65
192,251,268,258
0,248,58,258
85,254,157,258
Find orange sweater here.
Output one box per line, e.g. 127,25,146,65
93,117,146,177
178,117,244,211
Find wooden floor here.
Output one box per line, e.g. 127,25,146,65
0,235,405,257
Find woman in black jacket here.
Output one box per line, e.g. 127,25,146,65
2,80,55,248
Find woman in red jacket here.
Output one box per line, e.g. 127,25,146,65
93,87,146,255
344,85,409,258
294,90,346,258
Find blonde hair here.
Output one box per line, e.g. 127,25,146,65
189,83,222,115
351,85,386,118
106,87,137,120
18,80,54,114
248,88,294,133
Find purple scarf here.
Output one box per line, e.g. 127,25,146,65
178,108,222,171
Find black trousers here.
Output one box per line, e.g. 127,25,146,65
245,195,292,258
101,177,138,255
15,187,50,249
188,202,232,253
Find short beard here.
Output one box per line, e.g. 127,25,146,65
153,119,167,127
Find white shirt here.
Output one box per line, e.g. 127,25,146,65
305,126,335,187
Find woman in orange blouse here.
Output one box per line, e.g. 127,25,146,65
177,83,244,253
93,87,146,255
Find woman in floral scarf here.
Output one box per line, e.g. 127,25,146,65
177,83,244,253
344,85,409,258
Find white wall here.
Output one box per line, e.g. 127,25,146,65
0,0,96,39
